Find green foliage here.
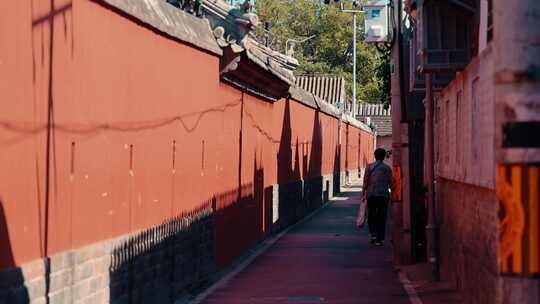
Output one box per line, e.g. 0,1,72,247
255,0,390,105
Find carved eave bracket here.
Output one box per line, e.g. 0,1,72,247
215,26,243,75
206,1,295,101
220,49,291,102
220,46,242,75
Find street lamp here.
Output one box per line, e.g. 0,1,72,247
339,1,364,118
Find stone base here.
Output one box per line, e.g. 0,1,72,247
436,178,499,304
0,209,214,304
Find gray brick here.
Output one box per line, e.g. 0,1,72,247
25,277,46,301
21,260,46,283
74,249,92,266
72,279,91,301
84,288,109,304
88,275,108,294
93,256,111,276
75,244,106,265
74,262,94,282
49,270,73,293
51,251,75,273
49,288,73,304
101,241,114,256
437,179,498,304
28,296,46,304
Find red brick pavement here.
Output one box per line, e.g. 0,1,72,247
200,186,413,304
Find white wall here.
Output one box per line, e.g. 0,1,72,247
435,46,495,190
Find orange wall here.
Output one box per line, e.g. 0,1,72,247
0,0,373,269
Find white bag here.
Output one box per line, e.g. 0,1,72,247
356,196,367,228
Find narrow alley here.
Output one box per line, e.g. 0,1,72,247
198,185,411,304
1,1,539,304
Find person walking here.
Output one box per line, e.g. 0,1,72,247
362,148,392,246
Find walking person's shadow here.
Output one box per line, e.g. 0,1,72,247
0,199,29,303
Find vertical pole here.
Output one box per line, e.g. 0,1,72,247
390,0,409,264
425,73,439,281
352,12,357,118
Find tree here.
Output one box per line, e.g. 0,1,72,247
255,0,390,105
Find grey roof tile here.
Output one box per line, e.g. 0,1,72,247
295,75,346,105
102,0,222,55
357,104,392,136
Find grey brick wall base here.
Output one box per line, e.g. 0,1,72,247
437,178,499,304
1,170,351,304
0,208,214,304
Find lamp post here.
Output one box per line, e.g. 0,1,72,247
340,1,364,118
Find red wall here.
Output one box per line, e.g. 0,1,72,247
0,0,373,269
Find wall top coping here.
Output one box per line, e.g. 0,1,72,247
289,86,373,134
101,0,223,56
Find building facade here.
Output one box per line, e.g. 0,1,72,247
357,104,392,165
392,0,540,303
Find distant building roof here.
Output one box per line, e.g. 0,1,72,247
357,103,391,116
369,116,392,136
295,75,346,106
357,104,392,136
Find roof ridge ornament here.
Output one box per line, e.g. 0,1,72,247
167,0,204,17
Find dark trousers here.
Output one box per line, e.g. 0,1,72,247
367,196,389,241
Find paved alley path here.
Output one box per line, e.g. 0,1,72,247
200,186,412,304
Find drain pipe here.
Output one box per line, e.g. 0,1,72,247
425,73,440,281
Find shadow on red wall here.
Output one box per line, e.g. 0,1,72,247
0,200,29,302
213,160,265,268
303,111,324,213
277,100,302,227
0,201,14,269
108,200,214,303
277,99,327,229
107,178,268,303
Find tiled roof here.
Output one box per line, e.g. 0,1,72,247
369,116,392,136
289,86,373,134
357,104,392,136
101,0,222,55
243,38,297,85
295,75,346,105
357,103,391,116
205,0,298,85
289,86,340,118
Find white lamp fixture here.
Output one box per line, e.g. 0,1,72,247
363,0,391,43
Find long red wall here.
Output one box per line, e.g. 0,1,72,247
0,0,373,270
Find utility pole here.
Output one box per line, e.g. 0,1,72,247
340,1,363,118
352,12,357,117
